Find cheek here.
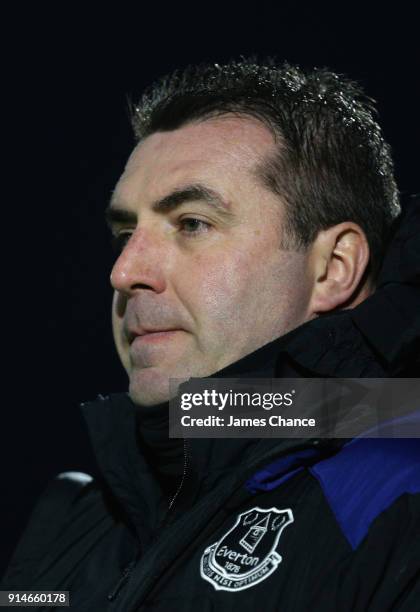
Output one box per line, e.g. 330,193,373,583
180,243,312,338
182,248,261,325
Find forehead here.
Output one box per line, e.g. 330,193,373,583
114,115,276,206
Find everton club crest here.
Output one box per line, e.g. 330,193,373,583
200,506,294,592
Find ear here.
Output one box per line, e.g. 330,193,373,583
307,222,371,315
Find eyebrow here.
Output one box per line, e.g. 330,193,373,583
105,183,234,229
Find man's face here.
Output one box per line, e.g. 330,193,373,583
109,115,315,406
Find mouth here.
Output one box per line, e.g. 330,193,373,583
128,329,182,345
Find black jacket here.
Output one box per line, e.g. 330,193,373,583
2,197,420,611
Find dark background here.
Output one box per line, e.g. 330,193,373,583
2,5,418,574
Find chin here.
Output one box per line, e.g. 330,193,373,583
128,367,184,407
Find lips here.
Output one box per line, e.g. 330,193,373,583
127,328,181,344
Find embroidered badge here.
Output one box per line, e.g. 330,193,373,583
200,506,294,592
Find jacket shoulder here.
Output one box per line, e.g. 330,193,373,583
1,471,94,588
310,437,420,549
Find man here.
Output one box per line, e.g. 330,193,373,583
2,59,419,610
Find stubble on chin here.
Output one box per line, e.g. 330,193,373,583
128,365,189,407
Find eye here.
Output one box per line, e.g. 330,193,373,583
179,217,212,236
111,231,133,254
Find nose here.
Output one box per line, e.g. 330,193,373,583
110,227,167,296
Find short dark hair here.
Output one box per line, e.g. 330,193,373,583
129,58,401,281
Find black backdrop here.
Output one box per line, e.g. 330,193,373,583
2,4,418,574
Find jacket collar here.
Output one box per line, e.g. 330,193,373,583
79,334,288,540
